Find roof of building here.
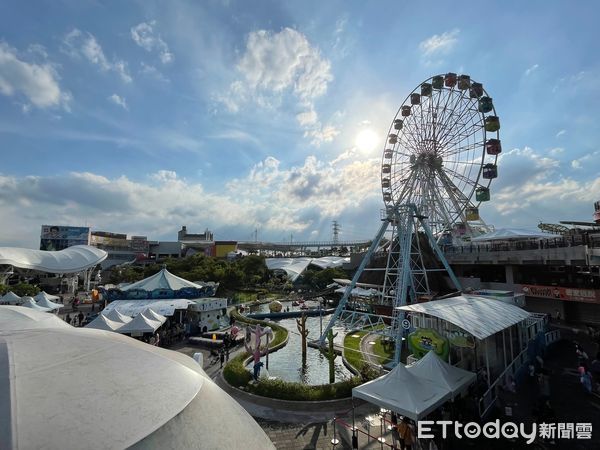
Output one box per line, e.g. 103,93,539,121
0,306,274,449
0,245,107,274
397,295,530,340
265,256,350,282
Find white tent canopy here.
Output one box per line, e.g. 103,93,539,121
34,291,60,302
20,297,52,312
85,314,124,331
397,295,530,341
102,299,193,317
471,228,550,242
353,361,450,421
102,308,132,324
0,307,274,449
121,268,203,291
117,310,166,334
407,351,476,396
334,286,378,297
34,294,62,311
0,291,21,304
265,257,350,282
0,245,107,274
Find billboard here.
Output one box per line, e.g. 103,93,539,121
40,225,90,251
90,232,129,248
521,284,600,304
130,236,149,252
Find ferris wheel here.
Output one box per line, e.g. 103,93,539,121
381,73,501,238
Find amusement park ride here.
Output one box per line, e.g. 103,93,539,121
319,73,502,365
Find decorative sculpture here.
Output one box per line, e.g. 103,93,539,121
326,328,338,383
296,313,309,365
244,324,273,380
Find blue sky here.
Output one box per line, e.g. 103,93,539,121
0,0,598,248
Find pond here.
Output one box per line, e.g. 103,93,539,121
244,301,354,385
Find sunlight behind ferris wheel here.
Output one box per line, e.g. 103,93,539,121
355,128,379,153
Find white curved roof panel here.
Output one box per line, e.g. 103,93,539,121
398,295,530,340
0,307,274,449
265,256,350,282
0,245,107,274
0,305,70,330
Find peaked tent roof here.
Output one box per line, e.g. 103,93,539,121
85,314,124,331
0,308,274,450
407,351,476,396
35,295,62,311
0,291,21,304
34,291,60,302
397,295,530,341
117,312,163,334
20,297,52,312
265,257,350,282
471,228,551,242
352,360,450,421
0,245,107,274
102,299,193,317
120,268,203,292
0,306,70,330
142,308,167,324
102,308,132,324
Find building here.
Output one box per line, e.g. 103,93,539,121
40,225,90,251
90,231,149,268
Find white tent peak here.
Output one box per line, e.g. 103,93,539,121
20,297,52,312
85,314,124,331
102,308,132,324
407,351,476,396
0,291,21,304
121,267,203,292
34,293,62,311
142,308,167,323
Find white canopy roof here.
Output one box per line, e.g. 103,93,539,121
0,307,274,449
103,299,193,317
0,305,69,330
117,310,165,334
407,351,476,396
121,268,203,291
265,257,350,282
34,291,60,302
353,361,450,421
0,291,21,304
471,228,550,242
20,297,52,312
0,245,107,274
334,286,378,297
34,293,62,311
84,314,124,331
398,295,530,340
102,308,132,324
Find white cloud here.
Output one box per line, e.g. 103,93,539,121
131,21,173,64
0,42,70,109
62,29,132,83
524,64,539,76
571,151,599,171
221,28,334,145
305,124,340,147
419,29,460,56
571,159,582,169
139,62,169,82
555,129,566,138
0,154,381,248
108,94,128,110
549,147,564,156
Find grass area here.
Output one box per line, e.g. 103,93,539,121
371,336,394,365
343,330,369,372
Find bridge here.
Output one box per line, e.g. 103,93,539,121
237,239,372,256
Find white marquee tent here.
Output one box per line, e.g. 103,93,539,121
0,291,21,304
0,305,69,330
471,228,550,242
102,299,193,317
117,309,166,334
407,351,476,397
120,268,203,292
85,314,124,332
0,306,274,449
34,292,62,311
353,360,451,421
102,308,132,324
20,297,52,312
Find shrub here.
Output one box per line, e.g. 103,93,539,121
223,353,252,387
248,376,363,401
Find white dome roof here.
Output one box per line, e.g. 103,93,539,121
0,307,274,450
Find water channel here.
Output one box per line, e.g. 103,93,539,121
245,301,354,385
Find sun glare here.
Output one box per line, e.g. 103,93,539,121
355,128,379,153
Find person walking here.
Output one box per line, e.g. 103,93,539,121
219,349,225,368
65,314,72,325
77,311,84,327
